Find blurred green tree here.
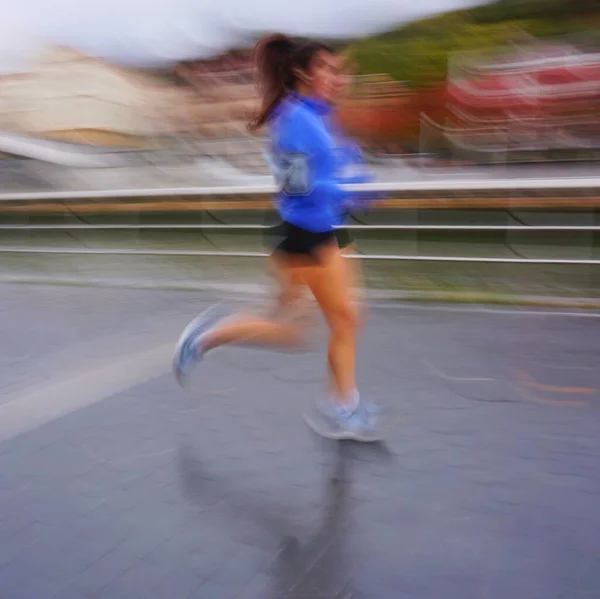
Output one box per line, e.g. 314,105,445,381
349,0,599,87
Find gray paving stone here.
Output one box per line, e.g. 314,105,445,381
95,557,179,599
189,580,242,599
52,543,140,597
208,544,271,588
236,574,275,599
149,563,204,599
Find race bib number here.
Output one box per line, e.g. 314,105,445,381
270,151,312,195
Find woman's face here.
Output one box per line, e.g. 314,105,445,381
309,50,343,105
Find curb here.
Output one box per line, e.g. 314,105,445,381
1,274,599,310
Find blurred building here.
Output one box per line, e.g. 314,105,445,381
174,52,258,138
444,40,600,159
174,55,413,145
346,74,408,100
337,74,415,152
0,45,193,148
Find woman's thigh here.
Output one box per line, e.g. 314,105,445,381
269,253,313,321
296,244,357,328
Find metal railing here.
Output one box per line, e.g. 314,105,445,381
0,177,598,265
0,224,598,232
0,246,597,265
1,175,600,201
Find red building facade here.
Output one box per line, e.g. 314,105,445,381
445,43,600,155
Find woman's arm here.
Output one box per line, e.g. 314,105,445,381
335,139,383,212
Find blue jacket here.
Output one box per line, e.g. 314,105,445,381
266,92,373,233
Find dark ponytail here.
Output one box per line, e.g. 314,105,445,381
248,34,332,133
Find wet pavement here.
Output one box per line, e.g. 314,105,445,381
0,284,599,598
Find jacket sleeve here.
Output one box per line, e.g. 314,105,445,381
334,139,381,212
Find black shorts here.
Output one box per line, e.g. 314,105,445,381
334,227,354,250
263,220,354,253
274,222,336,257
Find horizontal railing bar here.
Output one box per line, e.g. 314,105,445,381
343,255,600,264
0,176,599,202
0,247,266,257
0,224,269,230
344,225,600,231
0,246,598,264
0,224,599,232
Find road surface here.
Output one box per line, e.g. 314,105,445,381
0,284,599,598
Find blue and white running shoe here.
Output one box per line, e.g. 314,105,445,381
303,397,385,442
173,305,222,387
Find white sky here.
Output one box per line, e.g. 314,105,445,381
0,0,485,71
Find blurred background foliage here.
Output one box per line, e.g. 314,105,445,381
350,0,600,87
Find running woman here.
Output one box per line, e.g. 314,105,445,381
263,125,368,323
173,34,383,441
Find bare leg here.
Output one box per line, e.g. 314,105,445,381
302,244,360,407
201,312,305,352
200,256,310,353
326,244,364,401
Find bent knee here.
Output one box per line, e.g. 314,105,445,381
326,300,360,331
